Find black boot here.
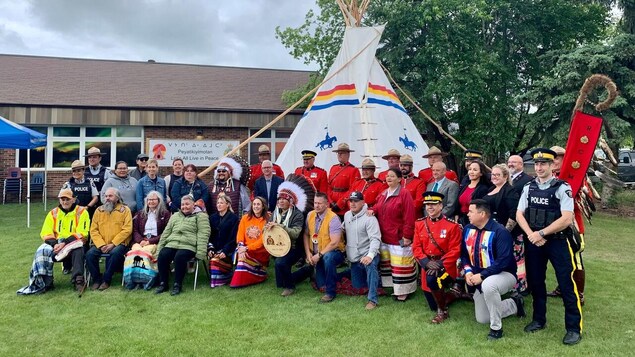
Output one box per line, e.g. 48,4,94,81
155,282,167,294
170,283,182,296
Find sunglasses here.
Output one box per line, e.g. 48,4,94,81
72,168,83,172
217,169,228,173
138,158,148,162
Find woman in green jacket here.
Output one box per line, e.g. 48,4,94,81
156,194,210,295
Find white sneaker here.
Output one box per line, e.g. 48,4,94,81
55,239,84,261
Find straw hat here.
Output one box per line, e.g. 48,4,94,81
381,148,401,160
333,143,354,152
422,146,448,158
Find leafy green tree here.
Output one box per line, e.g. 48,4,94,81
277,0,613,163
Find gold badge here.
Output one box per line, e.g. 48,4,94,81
580,136,589,144
571,161,580,169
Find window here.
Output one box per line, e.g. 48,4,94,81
17,126,144,170
248,128,294,165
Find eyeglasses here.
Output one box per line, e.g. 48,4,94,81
217,169,228,173
72,168,83,173
147,198,159,201
138,158,148,162
262,166,273,169
59,197,72,201
491,173,503,177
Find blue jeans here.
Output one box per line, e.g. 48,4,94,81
86,245,129,284
350,255,380,304
314,250,344,297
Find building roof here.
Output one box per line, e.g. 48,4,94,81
0,54,311,112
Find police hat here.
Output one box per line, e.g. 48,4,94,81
422,191,445,205
531,148,557,162
301,150,317,159
464,149,483,160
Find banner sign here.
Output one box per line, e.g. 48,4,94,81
148,139,240,167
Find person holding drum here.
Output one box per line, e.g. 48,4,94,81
229,196,271,288
208,194,239,288
267,179,308,297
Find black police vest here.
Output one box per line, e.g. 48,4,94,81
69,178,93,207
84,166,107,192
526,179,563,230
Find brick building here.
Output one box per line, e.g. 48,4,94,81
0,54,310,198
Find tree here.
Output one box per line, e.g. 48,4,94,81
277,0,613,163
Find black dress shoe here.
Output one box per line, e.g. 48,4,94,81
487,328,503,341
170,284,182,296
155,284,167,294
524,321,546,333
511,294,526,318
563,331,581,345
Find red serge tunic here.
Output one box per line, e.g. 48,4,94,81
337,177,387,212
327,162,361,205
373,185,415,245
413,216,462,291
294,166,329,194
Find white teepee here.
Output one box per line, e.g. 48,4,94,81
276,23,429,174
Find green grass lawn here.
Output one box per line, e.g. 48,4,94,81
1,203,634,356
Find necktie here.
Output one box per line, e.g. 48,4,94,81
433,182,439,192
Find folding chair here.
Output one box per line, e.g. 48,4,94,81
3,178,22,204
30,173,45,202
190,258,209,291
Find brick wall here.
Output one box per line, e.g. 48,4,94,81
1,126,250,199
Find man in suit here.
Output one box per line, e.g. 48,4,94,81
507,155,532,194
426,162,459,217
253,160,284,212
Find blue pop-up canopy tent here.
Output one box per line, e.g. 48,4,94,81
0,116,48,227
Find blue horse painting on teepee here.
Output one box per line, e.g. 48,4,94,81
316,127,338,150
399,129,418,151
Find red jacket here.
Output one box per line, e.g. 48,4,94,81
401,174,426,219
413,215,462,291
248,163,284,191
337,177,387,212
327,162,360,204
373,185,415,245
294,166,329,194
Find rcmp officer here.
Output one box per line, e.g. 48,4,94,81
327,143,360,214
412,191,462,324
516,148,583,345
377,148,401,182
83,146,110,194
67,160,99,215
418,146,459,185
294,150,328,194
336,158,387,212
399,154,426,218
247,144,285,191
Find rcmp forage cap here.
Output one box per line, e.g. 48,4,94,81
348,191,364,201
464,149,483,160
422,191,445,205
301,150,317,159
531,148,557,162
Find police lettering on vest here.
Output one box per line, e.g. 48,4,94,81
526,180,562,231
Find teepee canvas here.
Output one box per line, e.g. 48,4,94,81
276,24,429,175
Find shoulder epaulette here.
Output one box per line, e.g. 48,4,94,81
444,216,457,224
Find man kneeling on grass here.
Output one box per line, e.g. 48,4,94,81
342,191,381,310
461,199,525,340
17,187,90,295
86,187,133,291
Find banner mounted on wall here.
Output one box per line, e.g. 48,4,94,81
149,139,239,167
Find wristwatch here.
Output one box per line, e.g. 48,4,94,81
538,230,545,238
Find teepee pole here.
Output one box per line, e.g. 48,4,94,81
198,29,384,178
379,61,467,152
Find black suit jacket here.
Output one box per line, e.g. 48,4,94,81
254,175,284,211
511,171,533,195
